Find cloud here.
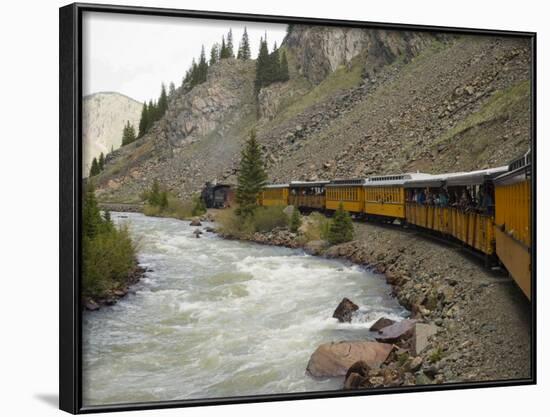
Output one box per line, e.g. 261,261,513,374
82,12,288,102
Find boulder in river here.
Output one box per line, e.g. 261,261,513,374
190,218,202,226
369,317,396,332
332,298,359,322
193,229,202,238
375,319,416,343
84,298,100,311
306,341,393,378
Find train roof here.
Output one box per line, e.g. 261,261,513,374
494,149,531,185
264,183,289,189
444,166,508,186
404,166,508,188
326,178,367,187
366,172,432,186
289,180,330,188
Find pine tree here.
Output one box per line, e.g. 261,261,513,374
82,182,103,238
158,83,168,116
146,100,156,129
89,157,100,177
219,36,229,59
209,43,219,65
138,102,148,137
168,82,176,97
327,202,354,245
237,27,251,60
148,180,162,206
279,51,290,81
254,37,270,94
267,42,280,84
289,206,302,233
198,45,208,84
236,130,268,216
226,29,234,58
98,152,105,171
121,120,136,146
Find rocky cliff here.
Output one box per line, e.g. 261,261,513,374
82,92,142,176
92,26,531,203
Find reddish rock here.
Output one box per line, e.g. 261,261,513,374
369,317,396,332
306,341,394,378
332,298,359,323
375,319,416,343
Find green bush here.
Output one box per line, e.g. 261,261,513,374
217,205,288,237
327,202,354,245
288,206,302,233
82,182,137,298
303,212,331,241
142,182,200,220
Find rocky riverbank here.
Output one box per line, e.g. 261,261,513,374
216,215,532,388
82,263,147,311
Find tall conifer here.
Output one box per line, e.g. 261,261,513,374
236,130,268,216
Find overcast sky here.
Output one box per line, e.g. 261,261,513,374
83,12,288,103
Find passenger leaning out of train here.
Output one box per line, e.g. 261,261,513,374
458,189,474,211
436,190,449,207
416,189,426,204
477,186,494,214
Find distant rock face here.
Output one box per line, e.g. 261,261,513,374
285,25,435,84
82,92,142,177
163,59,256,147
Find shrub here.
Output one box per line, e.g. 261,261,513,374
327,202,354,245
191,193,207,216
217,205,288,237
303,212,331,242
288,206,302,233
82,182,137,298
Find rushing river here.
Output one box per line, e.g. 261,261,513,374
82,212,406,406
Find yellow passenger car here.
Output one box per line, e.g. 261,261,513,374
494,151,532,300
260,184,289,207
289,181,329,211
325,179,365,213
364,174,412,219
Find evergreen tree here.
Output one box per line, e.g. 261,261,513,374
289,206,302,233
121,120,137,146
267,42,280,83
98,152,105,171
237,27,251,60
198,45,209,84
159,190,168,210
209,43,219,65
226,28,234,58
254,37,270,94
236,130,268,216
82,182,103,238
219,36,229,59
138,102,148,137
148,180,162,206
89,157,100,177
158,83,168,116
279,51,290,81
327,202,354,245
146,100,156,129
168,81,176,98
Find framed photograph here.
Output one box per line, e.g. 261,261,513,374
59,2,536,414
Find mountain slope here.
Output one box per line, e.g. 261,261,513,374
82,92,142,176
93,27,531,203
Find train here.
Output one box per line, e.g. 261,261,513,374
258,151,532,300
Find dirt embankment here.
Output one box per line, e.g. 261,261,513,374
224,219,532,385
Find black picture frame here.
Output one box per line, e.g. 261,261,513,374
59,2,537,414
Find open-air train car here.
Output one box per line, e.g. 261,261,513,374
494,151,532,300
404,166,507,255
289,181,330,211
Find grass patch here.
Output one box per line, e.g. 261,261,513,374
436,80,530,145
275,54,365,123
217,206,289,238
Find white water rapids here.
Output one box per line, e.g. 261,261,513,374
82,212,406,406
